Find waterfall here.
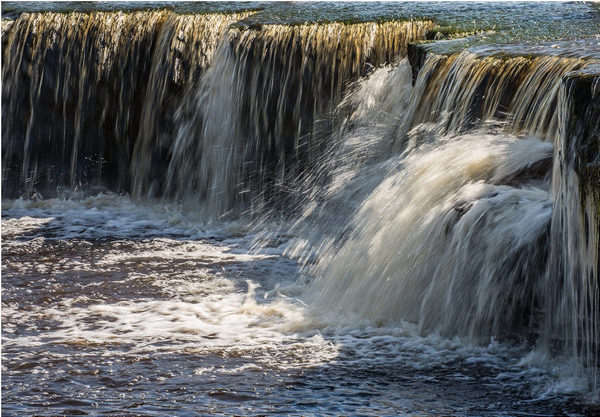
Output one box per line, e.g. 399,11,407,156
1,10,254,198
302,62,555,333
2,6,599,397
1,11,432,206
399,45,599,141
165,20,433,218
129,12,256,197
545,66,600,392
288,45,599,391
310,132,553,337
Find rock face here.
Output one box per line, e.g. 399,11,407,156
562,69,600,218
407,42,431,85
558,67,600,284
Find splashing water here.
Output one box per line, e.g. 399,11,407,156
2,4,600,415
165,20,433,218
309,133,553,337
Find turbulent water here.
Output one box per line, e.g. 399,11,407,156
2,195,598,416
2,2,600,416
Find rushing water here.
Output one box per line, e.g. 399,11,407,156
2,195,598,416
2,2,600,416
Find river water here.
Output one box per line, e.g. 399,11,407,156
2,193,597,416
2,2,600,416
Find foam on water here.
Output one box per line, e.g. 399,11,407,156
3,193,595,411
3,5,600,413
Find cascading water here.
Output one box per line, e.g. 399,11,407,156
2,3,600,415
309,130,554,338
165,20,433,218
402,43,600,140
1,10,254,198
2,11,165,196
129,11,256,197
290,48,600,393
544,66,600,392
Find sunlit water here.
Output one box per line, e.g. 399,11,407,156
2,195,598,416
2,2,600,416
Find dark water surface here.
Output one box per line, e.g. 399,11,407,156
1,196,598,416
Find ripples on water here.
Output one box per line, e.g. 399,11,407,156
1,195,598,416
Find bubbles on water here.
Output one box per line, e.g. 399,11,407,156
3,191,597,414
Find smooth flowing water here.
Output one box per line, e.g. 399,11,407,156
2,2,600,416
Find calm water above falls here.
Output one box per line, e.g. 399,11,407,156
2,2,600,416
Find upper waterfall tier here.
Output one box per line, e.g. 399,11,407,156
161,19,433,216
401,41,600,142
1,10,255,197
0,10,433,200
1,3,599,204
